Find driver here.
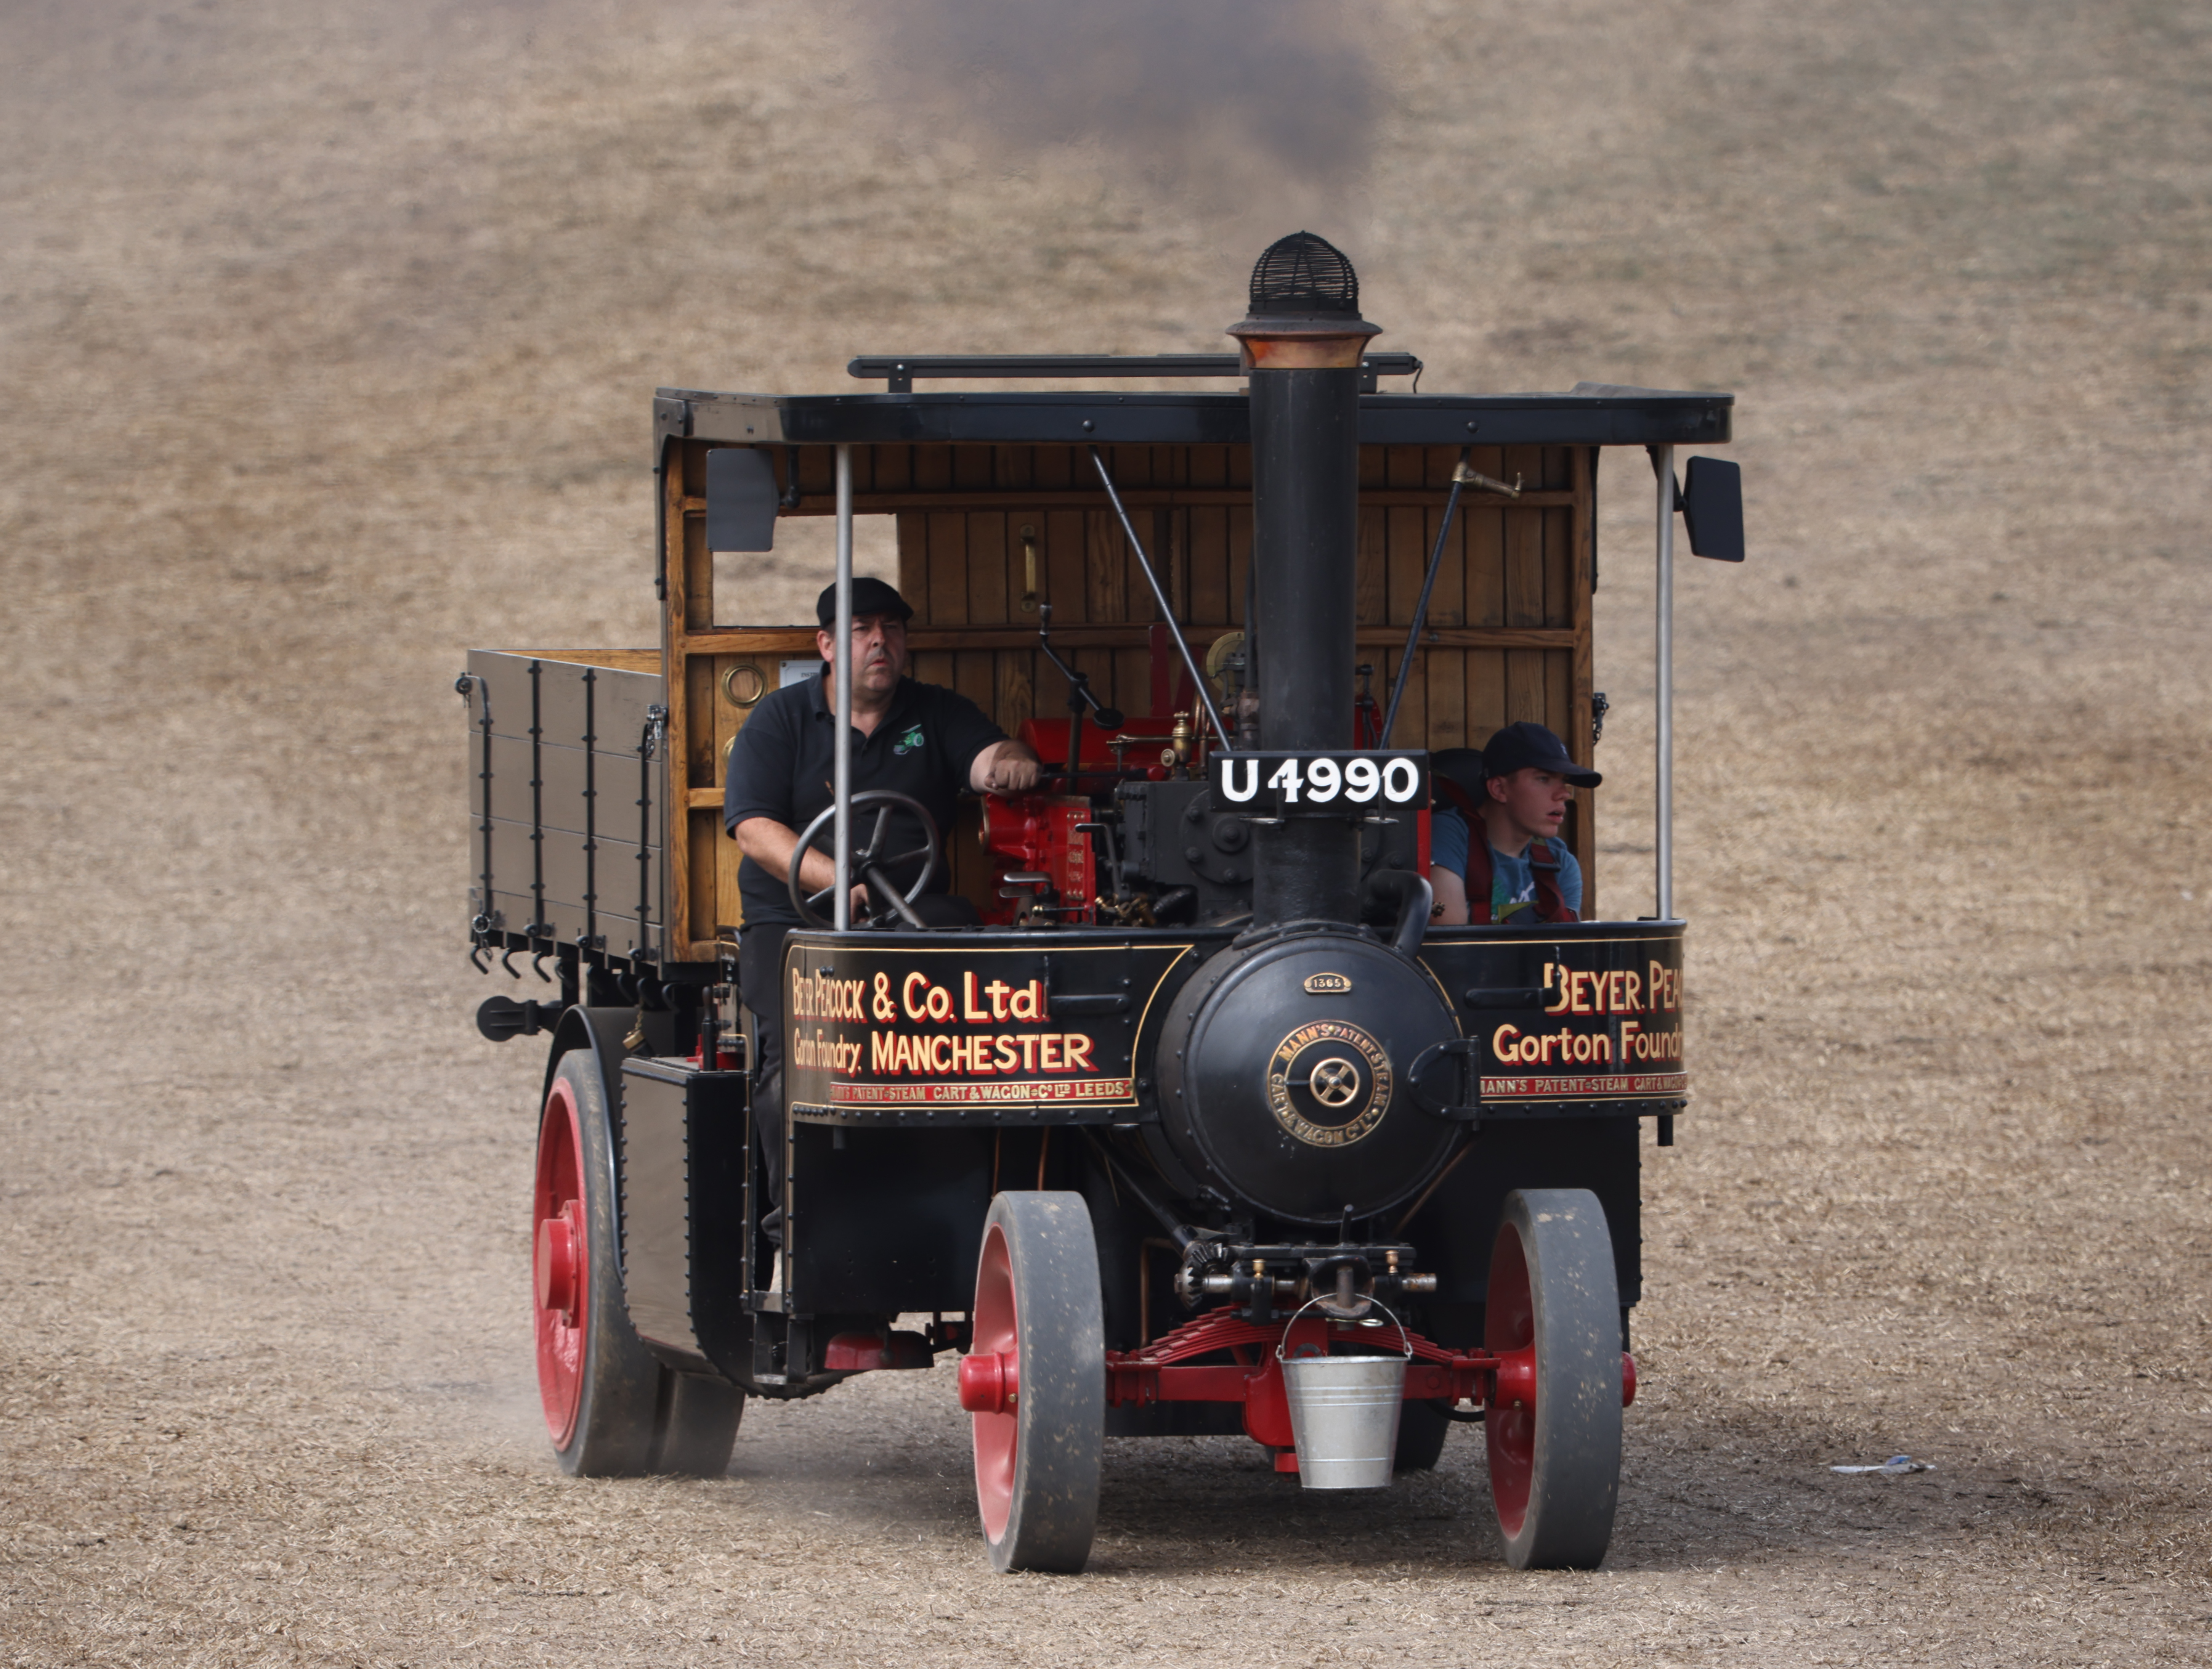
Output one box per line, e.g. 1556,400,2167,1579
724,576,1042,1223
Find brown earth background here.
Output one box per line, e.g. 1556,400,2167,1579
3,1,2209,1663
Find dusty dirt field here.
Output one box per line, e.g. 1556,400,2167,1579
3,1,2209,1663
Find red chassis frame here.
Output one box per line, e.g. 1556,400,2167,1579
961,1307,1636,1476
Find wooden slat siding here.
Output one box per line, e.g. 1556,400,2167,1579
927,511,968,625
1045,508,1087,622
996,445,1032,491
1470,648,1508,743
1467,504,1506,628
913,446,953,493
1035,446,1073,490
1190,444,1229,489
1384,644,1426,746
1570,446,1597,913
1157,508,1183,622
1543,507,1573,629
1085,511,1128,624
1505,511,1545,629
1227,505,1253,634
968,512,1010,624
955,648,995,720
911,649,955,692
995,651,1035,736
687,810,719,947
953,446,994,491
797,444,837,496
684,655,717,790
1427,498,1468,628
1506,648,1547,728
873,445,912,492
1355,506,1388,628
1386,505,1426,626
897,511,926,613
1189,505,1230,626
1358,444,1387,489
1426,495,1471,752
1546,648,1574,762
1115,648,1151,721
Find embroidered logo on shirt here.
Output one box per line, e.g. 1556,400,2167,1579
892,724,925,756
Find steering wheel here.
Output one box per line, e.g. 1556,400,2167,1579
786,790,944,930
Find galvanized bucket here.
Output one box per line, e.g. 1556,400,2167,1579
1277,1301,1412,1491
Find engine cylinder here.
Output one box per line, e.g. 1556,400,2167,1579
1153,926,1461,1224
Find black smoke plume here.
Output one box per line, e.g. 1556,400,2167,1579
850,0,1380,202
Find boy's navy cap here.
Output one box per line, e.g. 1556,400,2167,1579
816,576,914,627
1479,721,1601,788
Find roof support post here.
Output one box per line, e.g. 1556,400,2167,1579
1652,443,1675,921
833,443,854,931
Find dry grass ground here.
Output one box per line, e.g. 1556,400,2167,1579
2,1,2208,1663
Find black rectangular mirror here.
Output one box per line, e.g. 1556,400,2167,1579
706,448,780,553
1681,456,1744,562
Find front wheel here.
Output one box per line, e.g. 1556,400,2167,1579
1484,1188,1623,1569
959,1192,1104,1573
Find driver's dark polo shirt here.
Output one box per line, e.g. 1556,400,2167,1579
723,669,1006,930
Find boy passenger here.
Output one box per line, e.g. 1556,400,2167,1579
1428,722,1598,926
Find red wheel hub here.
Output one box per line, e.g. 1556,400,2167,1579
957,1349,1019,1415
969,1223,1019,1541
532,1077,589,1448
535,1205,580,1321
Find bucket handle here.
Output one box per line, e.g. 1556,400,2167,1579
1274,1295,1412,1366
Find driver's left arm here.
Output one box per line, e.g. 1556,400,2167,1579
970,738,1043,795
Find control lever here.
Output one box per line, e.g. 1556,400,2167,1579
1036,603,1123,782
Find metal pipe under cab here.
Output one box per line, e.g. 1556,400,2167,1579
1652,443,1675,921
833,444,854,931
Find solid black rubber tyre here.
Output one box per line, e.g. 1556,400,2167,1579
972,1191,1105,1573
544,1050,666,1477
1393,1395,1452,1472
543,1050,746,1478
1485,1188,1623,1569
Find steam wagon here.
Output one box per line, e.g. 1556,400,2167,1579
460,234,1744,1571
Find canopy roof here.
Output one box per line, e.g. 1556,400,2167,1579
654,380,1732,456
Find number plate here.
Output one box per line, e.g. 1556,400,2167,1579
1208,751,1429,815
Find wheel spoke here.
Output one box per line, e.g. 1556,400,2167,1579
859,805,895,863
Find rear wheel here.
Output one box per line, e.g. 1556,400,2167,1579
1484,1188,1623,1569
961,1191,1104,1573
533,1049,743,1477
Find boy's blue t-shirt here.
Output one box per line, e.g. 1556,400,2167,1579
1431,809,1583,921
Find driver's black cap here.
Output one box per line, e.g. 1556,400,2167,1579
1479,721,1601,788
816,576,914,628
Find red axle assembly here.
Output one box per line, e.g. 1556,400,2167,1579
957,1308,1634,1467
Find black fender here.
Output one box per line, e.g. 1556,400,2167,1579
541,1005,676,1283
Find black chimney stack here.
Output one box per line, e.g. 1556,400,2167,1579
1229,233,1380,928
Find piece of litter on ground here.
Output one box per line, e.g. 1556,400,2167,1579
1831,1455,1933,1475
